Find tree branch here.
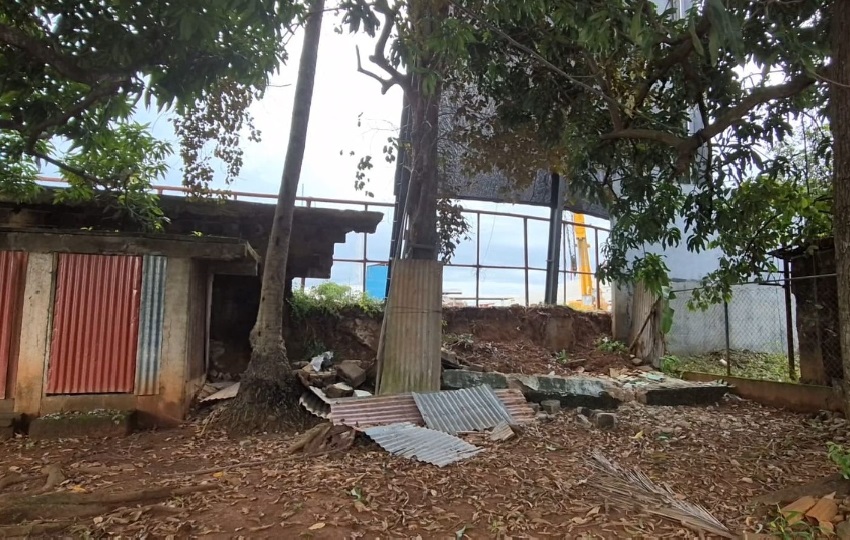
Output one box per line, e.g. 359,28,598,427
356,45,398,94
356,1,410,94
24,78,128,151
0,23,120,85
602,74,817,171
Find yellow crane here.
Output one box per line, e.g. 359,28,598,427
567,213,608,311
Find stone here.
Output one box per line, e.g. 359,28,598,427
593,412,618,429
540,400,561,415
324,382,354,399
575,414,593,428
630,356,643,366
530,402,541,413
523,375,621,409
837,520,850,540
442,369,508,390
29,411,134,440
336,361,367,388
0,413,19,429
535,412,553,423
637,365,654,372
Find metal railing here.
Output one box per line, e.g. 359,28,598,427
35,177,610,308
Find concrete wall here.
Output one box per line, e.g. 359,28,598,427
667,281,796,356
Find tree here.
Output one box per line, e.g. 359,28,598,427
439,1,850,401
213,0,326,433
343,0,453,393
0,0,301,224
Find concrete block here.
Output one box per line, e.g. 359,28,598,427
540,400,561,415
336,361,366,388
593,412,618,429
29,411,134,440
522,375,621,409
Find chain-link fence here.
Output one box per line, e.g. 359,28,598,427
664,274,841,386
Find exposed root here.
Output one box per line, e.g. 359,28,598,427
207,346,315,435
752,473,850,506
0,484,218,524
0,521,74,537
39,464,65,493
0,473,28,491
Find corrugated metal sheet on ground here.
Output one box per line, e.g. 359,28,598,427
135,256,166,395
364,422,482,467
0,251,27,399
47,254,142,394
330,388,534,429
413,384,514,434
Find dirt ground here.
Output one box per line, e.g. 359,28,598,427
1,398,844,538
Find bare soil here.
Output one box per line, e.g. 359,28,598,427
1,399,843,538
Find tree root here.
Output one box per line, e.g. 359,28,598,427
0,484,218,524
752,473,850,506
0,473,29,491
0,520,74,537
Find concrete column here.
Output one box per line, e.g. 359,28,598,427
137,257,191,424
14,254,55,416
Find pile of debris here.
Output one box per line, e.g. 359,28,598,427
296,360,535,467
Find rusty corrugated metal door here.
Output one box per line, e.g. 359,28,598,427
0,251,28,399
47,254,143,394
135,256,167,395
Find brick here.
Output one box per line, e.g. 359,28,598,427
336,361,366,388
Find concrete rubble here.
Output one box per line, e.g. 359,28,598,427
442,367,729,408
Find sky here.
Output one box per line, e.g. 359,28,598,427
51,14,612,307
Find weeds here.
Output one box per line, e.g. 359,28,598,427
766,508,825,539
828,442,850,479
659,354,681,375
664,350,798,382
443,333,474,350
555,350,570,364
595,337,627,354
289,282,383,319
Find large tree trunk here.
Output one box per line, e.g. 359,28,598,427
376,0,444,395
832,0,850,414
216,0,325,434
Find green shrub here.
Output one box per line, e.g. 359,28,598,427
289,282,383,319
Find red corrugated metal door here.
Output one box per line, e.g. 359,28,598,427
0,251,28,399
47,254,143,394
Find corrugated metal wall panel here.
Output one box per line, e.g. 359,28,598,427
378,259,443,393
0,251,28,399
135,256,167,395
47,254,143,394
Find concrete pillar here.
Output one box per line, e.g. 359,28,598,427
611,283,632,342
14,254,55,416
137,257,191,424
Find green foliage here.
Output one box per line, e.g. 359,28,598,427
0,0,303,225
828,442,850,480
433,0,830,305
595,337,627,354
289,282,383,320
659,354,681,375
554,350,570,365
667,350,798,382
767,507,826,539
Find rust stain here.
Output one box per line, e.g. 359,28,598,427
47,254,142,394
0,251,28,399
331,388,534,429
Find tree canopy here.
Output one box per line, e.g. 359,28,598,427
434,0,831,302
0,0,303,225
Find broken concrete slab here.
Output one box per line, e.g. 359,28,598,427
637,383,728,406
519,374,621,409
29,410,134,440
336,361,367,388
442,370,508,390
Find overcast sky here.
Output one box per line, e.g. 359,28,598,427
103,15,612,306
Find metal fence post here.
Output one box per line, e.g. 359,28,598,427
523,218,529,306
724,300,731,376
783,259,797,380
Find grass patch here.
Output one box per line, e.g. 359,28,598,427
661,350,800,382
289,282,383,319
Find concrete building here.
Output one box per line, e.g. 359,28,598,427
0,191,382,423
